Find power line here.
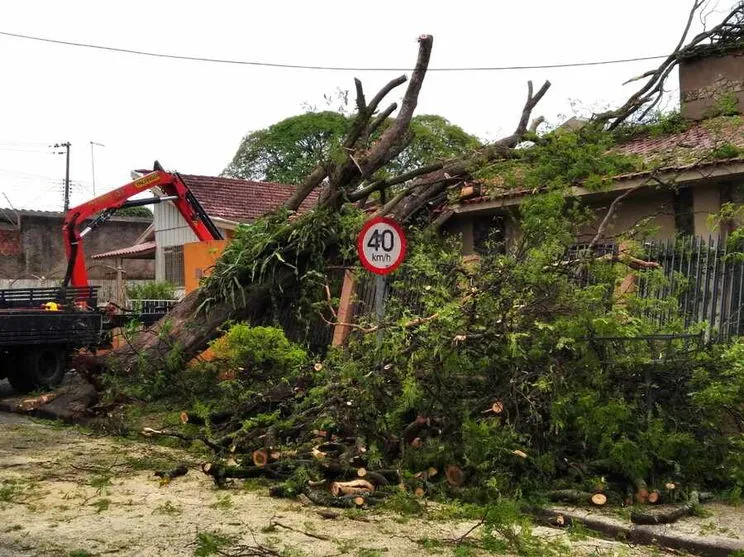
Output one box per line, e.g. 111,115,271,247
0,30,669,72
0,146,54,154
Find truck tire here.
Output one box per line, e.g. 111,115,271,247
8,347,67,393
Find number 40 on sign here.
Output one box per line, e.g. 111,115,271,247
357,217,407,275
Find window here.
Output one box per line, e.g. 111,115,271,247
164,246,185,286
472,215,505,255
674,188,694,236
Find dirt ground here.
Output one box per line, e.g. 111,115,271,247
0,411,676,557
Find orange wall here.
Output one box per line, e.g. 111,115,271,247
183,239,228,294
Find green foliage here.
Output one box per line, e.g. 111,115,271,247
126,281,177,301
223,112,479,185
115,206,154,218
476,126,640,194
710,142,743,160
485,505,568,556
381,491,425,516
614,110,691,141
385,114,481,176
193,531,235,557
91,498,111,513
707,93,740,118
224,111,351,184
210,324,307,380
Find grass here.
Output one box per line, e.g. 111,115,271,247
69,551,94,557
154,500,183,516
193,531,235,557
88,474,112,493
0,479,33,504
91,498,111,513
0,483,23,503
209,494,234,511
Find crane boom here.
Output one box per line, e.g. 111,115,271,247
62,161,223,289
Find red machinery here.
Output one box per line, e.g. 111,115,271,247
62,161,223,289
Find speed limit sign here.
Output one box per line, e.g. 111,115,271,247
357,217,407,275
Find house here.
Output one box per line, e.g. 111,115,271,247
102,173,319,294
0,208,154,288
442,43,744,255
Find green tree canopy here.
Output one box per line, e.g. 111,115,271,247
223,111,351,185
223,112,480,185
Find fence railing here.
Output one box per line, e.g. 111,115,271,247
638,235,744,342
276,235,744,352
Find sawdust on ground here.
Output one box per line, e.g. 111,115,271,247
0,412,675,556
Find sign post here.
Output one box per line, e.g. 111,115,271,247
357,217,407,347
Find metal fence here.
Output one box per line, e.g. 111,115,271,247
278,234,744,351
639,235,744,342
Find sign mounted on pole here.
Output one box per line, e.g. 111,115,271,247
357,217,407,275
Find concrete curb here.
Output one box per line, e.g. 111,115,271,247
540,507,744,557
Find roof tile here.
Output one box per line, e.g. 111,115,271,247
178,175,319,222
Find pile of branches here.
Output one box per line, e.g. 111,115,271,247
139,230,740,519
106,0,744,519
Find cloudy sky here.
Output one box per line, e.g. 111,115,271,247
0,0,733,211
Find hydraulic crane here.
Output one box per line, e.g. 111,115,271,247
62,161,223,289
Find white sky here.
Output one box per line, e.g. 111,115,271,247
0,0,734,211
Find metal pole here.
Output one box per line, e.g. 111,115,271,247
375,274,385,348
63,142,70,212
90,142,96,197
90,141,104,197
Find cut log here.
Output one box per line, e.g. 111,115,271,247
366,469,400,484
16,392,57,412
303,488,387,509
445,464,464,487
548,490,607,506
414,467,438,481
330,479,375,497
648,490,660,504
402,416,429,444
179,411,189,424
357,469,390,487
631,491,700,525
410,437,423,449
200,460,291,486
253,449,269,467
591,493,608,506
154,464,188,484
634,479,649,504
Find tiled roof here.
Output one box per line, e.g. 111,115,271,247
178,174,320,222
91,241,156,260
460,116,744,206
615,117,744,164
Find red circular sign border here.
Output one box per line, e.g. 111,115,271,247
357,217,407,275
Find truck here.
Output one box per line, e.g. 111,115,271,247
0,162,223,392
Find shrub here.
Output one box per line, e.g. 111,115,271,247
126,281,177,300
209,324,308,381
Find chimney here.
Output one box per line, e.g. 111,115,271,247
679,45,744,120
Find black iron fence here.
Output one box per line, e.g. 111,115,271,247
276,234,744,352
639,235,744,342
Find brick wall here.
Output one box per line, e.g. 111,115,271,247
0,213,154,281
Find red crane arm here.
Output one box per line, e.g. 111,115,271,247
62,168,222,289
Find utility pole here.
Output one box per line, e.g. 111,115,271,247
54,142,71,211
90,141,105,197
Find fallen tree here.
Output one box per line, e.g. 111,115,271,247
95,1,744,511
